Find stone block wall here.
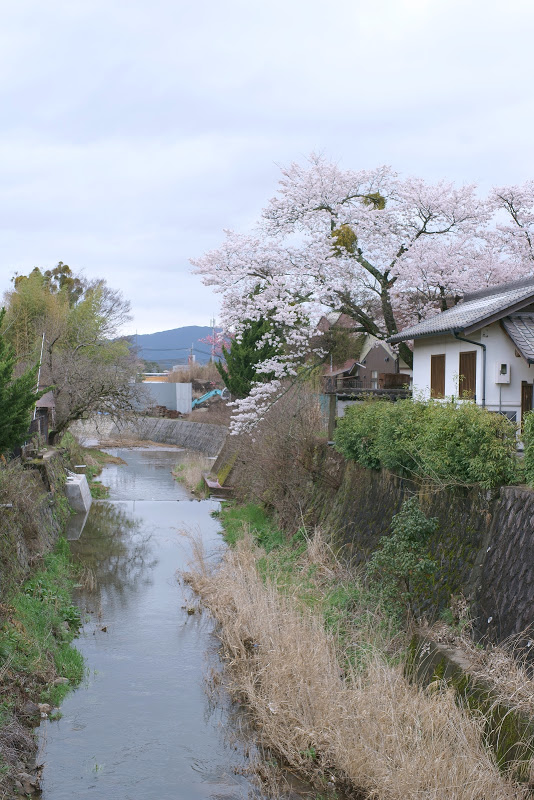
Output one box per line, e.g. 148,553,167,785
279,444,534,645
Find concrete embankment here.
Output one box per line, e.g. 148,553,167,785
72,416,228,457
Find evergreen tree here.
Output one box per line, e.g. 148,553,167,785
216,319,279,398
0,308,42,454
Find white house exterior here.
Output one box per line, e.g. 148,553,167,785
388,278,534,424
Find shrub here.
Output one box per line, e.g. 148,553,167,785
229,384,324,529
366,497,438,618
334,398,518,489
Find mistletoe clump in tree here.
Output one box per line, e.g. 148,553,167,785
192,155,534,432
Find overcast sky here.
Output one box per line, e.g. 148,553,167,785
1,0,533,334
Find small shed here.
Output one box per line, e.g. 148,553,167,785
31,391,56,442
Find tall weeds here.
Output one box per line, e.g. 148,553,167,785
172,453,213,494
185,534,530,800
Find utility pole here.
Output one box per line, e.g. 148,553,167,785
33,331,45,420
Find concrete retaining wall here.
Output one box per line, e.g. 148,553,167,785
72,416,228,457
304,448,534,645
224,433,534,647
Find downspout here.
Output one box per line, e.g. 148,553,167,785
453,332,486,408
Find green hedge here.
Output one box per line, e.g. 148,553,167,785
334,399,518,489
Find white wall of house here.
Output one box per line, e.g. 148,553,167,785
413,322,534,420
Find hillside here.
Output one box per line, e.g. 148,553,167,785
130,326,219,367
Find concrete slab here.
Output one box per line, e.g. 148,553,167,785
65,474,92,513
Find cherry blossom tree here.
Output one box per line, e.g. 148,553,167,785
192,154,534,432
198,329,232,359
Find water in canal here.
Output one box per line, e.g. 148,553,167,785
39,447,257,799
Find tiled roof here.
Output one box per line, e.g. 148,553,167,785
35,390,55,408
388,278,534,343
502,314,534,363
323,358,360,377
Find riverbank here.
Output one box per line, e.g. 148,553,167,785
0,452,84,798
185,502,534,799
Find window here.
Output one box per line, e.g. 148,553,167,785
430,354,445,398
371,369,378,389
459,351,476,398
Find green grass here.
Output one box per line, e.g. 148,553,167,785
88,480,110,499
216,502,285,550
0,538,84,706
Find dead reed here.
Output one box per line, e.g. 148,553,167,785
172,452,214,494
423,619,534,719
184,534,530,800
167,362,221,383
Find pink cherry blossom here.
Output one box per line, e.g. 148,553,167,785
191,154,534,432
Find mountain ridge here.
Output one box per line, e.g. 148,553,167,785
129,325,220,367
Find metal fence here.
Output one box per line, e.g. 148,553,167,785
323,373,412,394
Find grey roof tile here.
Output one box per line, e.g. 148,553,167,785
502,314,534,362
388,279,534,343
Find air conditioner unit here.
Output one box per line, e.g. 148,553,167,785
495,362,511,384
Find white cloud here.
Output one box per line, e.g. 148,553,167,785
0,0,533,332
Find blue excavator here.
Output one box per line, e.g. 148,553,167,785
191,387,230,409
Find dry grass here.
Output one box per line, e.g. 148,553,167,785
0,718,36,799
229,385,328,528
184,535,530,800
167,362,221,383
423,619,534,719
172,452,214,494
186,403,232,425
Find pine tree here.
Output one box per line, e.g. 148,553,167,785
216,319,279,398
0,308,41,454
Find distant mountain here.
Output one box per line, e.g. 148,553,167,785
129,326,220,368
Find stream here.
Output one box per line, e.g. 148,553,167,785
38,447,258,799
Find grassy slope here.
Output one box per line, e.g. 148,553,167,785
0,538,84,792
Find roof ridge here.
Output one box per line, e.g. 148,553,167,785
389,280,534,344
463,275,534,302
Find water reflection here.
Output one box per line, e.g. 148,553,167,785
71,502,156,611
97,446,192,501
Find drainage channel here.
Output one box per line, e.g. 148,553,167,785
38,446,258,800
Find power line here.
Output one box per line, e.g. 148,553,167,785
135,346,213,356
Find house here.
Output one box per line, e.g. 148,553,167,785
317,314,412,435
388,277,534,423
318,312,412,395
